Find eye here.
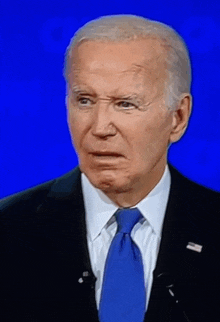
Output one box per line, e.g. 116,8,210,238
116,101,137,110
77,97,93,107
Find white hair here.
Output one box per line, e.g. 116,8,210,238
64,15,191,110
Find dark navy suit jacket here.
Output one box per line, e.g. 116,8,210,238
0,165,220,321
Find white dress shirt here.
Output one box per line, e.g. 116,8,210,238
81,166,171,309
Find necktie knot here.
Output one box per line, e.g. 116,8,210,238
115,208,142,234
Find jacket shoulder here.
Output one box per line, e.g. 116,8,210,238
169,164,220,197
0,167,80,215
169,164,220,222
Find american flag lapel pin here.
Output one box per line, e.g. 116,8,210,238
186,242,203,253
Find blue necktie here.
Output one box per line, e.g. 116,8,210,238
99,208,146,322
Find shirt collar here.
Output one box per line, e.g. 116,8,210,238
81,165,171,242
136,165,171,236
81,175,118,242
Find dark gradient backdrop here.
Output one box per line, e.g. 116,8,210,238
1,0,220,198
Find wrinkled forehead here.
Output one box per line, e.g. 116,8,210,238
68,38,168,76
66,39,168,99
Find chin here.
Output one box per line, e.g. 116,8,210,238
84,168,132,193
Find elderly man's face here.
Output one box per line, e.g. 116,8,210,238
67,38,188,205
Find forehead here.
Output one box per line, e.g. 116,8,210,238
68,38,167,94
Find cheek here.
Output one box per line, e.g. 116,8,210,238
68,110,93,156
129,118,171,160
67,112,82,150
125,131,148,167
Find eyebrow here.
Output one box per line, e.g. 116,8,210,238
70,86,99,100
70,85,94,94
111,94,140,100
70,86,142,100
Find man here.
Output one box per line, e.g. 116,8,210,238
0,15,220,322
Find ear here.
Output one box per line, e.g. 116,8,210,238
65,95,68,107
169,93,192,143
65,84,70,108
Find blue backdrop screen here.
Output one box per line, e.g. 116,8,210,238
1,0,220,198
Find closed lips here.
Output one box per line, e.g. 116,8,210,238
91,152,123,157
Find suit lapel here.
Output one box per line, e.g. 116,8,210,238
36,167,99,321
145,165,207,322
36,167,91,270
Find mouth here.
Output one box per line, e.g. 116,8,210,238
88,151,125,164
86,151,126,169
90,152,123,158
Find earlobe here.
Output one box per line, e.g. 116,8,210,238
169,94,192,143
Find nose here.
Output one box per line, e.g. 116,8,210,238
91,101,117,138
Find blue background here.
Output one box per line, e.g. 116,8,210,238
0,0,220,198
